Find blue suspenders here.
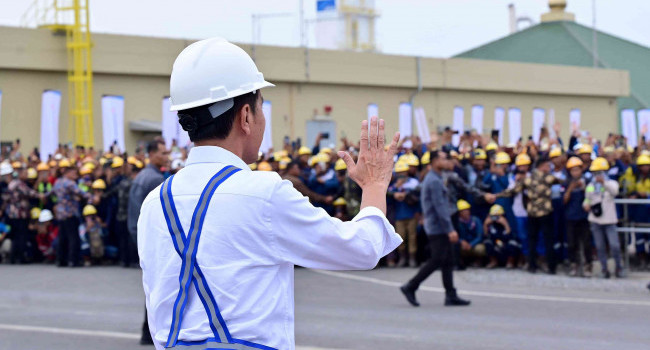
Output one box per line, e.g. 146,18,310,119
159,165,276,350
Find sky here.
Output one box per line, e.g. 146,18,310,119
2,0,650,58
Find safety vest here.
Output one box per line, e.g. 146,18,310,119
159,165,275,350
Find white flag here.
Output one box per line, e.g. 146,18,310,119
452,106,464,147
570,109,581,132
414,107,431,143
532,108,545,143
101,95,125,152
637,109,650,142
508,108,521,145
494,107,505,145
471,105,484,135
398,103,412,139
40,90,61,160
260,101,273,153
621,109,638,147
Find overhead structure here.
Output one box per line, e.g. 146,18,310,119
22,0,95,147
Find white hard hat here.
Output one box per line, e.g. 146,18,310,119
171,158,185,170
39,209,54,223
0,162,13,176
169,38,274,112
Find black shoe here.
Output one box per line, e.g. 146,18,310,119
647,282,650,291
139,337,154,345
603,270,611,279
445,295,471,306
527,266,537,274
400,284,420,307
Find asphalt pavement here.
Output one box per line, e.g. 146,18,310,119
0,264,648,350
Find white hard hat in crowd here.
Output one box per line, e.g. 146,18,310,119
0,162,13,176
38,209,54,223
169,37,274,112
171,158,185,170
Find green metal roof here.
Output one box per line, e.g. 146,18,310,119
455,20,650,111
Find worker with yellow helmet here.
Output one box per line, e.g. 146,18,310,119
82,204,105,264
455,200,487,266
583,157,623,278
388,159,421,268
5,160,44,264
562,156,592,277
483,204,517,269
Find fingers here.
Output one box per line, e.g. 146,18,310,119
337,151,355,171
369,116,378,150
360,120,369,153
387,132,400,158
378,119,386,148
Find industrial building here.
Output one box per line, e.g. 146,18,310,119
0,1,632,157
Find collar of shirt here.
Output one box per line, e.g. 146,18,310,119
185,146,251,171
146,163,163,174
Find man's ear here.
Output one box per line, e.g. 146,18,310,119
238,104,252,136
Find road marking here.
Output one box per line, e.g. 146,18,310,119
0,323,345,350
0,323,139,340
311,269,650,307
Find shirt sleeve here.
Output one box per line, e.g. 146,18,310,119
269,179,402,270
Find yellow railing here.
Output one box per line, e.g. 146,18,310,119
22,0,95,148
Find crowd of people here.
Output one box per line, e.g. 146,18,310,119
0,123,649,279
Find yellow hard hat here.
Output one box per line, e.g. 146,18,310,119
82,204,97,216
320,148,333,154
637,154,650,166
602,146,615,154
515,154,531,166
248,163,257,171
91,179,107,190
134,160,144,169
48,160,58,168
627,145,634,153
457,199,471,212
421,151,431,165
473,149,487,160
279,157,292,170
82,162,96,170
566,156,584,169
394,161,410,173
310,153,331,166
127,156,138,165
27,168,38,179
405,154,420,167
334,158,347,171
99,157,108,166
589,157,609,172
11,161,24,169
257,161,272,171
549,147,562,158
489,204,505,216
104,152,114,159
578,144,593,155
36,162,50,172
333,197,347,206
79,166,93,176
111,156,124,168
494,152,511,165
298,146,312,156
485,142,498,152
30,207,42,220
58,159,72,168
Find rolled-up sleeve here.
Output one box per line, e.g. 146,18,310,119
269,179,402,270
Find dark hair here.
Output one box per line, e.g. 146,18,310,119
177,92,259,142
287,161,300,171
430,150,442,162
535,155,550,168
147,139,165,154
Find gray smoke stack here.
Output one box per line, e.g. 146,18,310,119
509,4,517,33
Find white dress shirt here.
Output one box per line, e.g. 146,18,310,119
138,146,402,350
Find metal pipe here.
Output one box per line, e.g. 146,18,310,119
408,56,422,137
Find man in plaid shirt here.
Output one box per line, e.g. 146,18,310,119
52,160,90,267
5,162,43,264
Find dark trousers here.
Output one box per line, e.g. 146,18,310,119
566,219,592,265
8,218,29,264
117,220,136,266
57,217,80,266
528,214,556,272
408,234,456,296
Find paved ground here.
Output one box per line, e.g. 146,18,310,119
0,264,649,350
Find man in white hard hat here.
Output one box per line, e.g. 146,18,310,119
138,38,402,350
